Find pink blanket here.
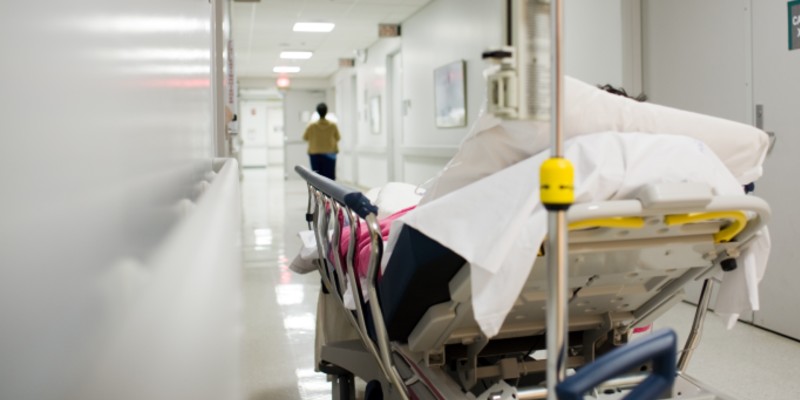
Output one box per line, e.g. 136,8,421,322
336,206,415,279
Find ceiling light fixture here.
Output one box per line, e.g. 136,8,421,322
273,66,301,73
280,51,313,60
293,22,335,33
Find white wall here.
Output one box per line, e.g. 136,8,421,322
565,0,633,89
400,0,503,184
331,38,401,187
328,0,634,188
238,77,331,92
642,0,752,123
0,1,240,399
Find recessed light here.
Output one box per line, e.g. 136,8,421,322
280,51,313,60
273,66,301,73
293,22,335,33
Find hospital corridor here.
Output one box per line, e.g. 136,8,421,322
6,0,800,400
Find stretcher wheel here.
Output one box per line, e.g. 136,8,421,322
365,380,383,400
721,258,738,272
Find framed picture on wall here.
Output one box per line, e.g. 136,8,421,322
433,60,467,128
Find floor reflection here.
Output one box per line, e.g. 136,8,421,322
240,167,330,400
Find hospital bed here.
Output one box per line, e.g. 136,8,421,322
295,164,769,400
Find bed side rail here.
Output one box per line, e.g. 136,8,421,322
294,165,410,400
295,165,377,218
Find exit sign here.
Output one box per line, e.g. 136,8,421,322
790,0,800,50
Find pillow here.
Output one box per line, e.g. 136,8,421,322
421,76,769,204
374,182,422,219
564,78,768,184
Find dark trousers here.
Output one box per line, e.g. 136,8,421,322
309,153,336,180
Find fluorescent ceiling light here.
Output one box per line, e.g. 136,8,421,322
280,51,313,60
273,66,301,73
293,22,335,33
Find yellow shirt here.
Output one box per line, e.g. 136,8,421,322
303,119,341,154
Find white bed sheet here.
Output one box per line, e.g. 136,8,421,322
386,132,769,337
421,76,769,205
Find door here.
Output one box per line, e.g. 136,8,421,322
283,90,327,180
387,51,404,181
642,0,753,124
240,100,269,168
266,105,285,166
641,0,754,315
750,0,800,340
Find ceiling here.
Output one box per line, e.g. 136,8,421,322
232,0,432,80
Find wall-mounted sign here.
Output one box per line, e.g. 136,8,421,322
790,0,800,50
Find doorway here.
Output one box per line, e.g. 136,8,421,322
239,100,270,168
238,87,285,169
387,51,404,181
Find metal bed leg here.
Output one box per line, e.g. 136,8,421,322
677,278,715,371
331,372,356,400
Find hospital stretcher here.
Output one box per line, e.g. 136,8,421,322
295,165,770,400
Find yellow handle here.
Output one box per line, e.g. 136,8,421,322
540,157,574,210
569,217,645,231
665,211,747,243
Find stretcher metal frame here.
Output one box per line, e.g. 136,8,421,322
296,164,769,400
299,0,770,398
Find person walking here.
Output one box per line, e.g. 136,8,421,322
302,103,341,180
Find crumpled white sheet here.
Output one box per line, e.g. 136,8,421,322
288,230,319,275
716,228,771,328
386,132,770,338
421,77,769,205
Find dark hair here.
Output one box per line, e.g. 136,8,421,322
316,103,328,119
597,84,647,102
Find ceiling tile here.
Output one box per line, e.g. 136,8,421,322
233,0,431,79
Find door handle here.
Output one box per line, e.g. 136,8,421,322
756,105,777,155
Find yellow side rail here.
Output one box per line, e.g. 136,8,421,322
665,211,747,243
568,217,645,231
568,211,748,244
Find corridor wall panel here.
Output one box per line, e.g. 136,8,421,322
0,1,241,399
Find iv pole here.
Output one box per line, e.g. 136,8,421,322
540,0,573,398
484,1,573,397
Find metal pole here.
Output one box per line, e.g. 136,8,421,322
546,212,569,397
550,0,565,158
545,0,568,398
677,279,715,371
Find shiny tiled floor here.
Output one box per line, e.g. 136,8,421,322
241,167,330,400
241,166,800,400
654,305,800,399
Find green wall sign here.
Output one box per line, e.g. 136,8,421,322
790,0,800,50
